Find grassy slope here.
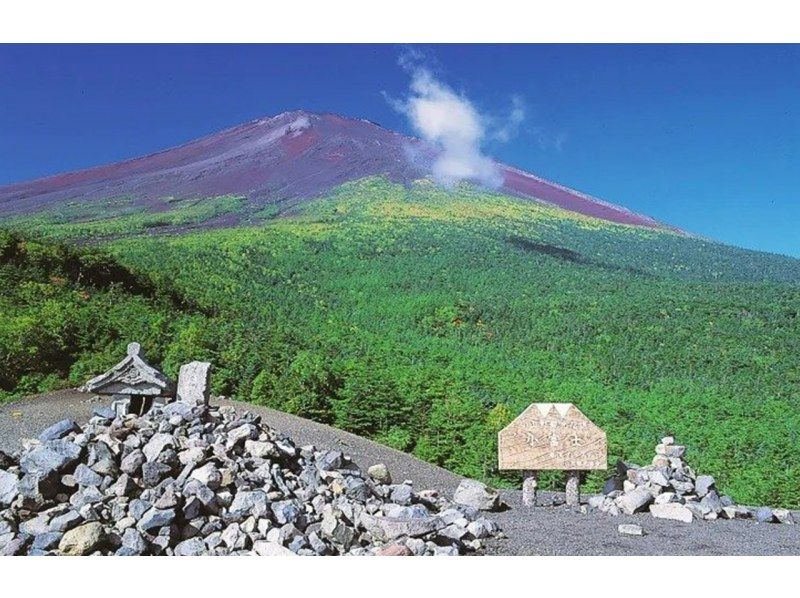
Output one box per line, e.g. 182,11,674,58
2,177,799,506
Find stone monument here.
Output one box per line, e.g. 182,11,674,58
176,361,212,406
498,403,606,507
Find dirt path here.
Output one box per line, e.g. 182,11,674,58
2,390,799,555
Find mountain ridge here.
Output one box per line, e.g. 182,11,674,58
0,110,679,233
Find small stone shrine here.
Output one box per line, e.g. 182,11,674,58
498,403,606,507
80,342,175,415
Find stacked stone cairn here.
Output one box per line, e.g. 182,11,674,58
589,436,795,524
0,401,502,555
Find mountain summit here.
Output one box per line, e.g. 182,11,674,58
0,110,671,231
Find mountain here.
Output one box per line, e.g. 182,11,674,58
0,110,673,231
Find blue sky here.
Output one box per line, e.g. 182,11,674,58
1,44,798,257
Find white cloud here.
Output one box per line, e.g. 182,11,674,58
388,57,522,189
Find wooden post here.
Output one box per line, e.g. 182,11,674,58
522,470,538,507
565,470,581,507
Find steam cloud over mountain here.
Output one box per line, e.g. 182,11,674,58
389,57,525,189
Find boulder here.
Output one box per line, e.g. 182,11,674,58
58,522,106,555
367,463,392,485
38,419,80,442
453,479,500,511
617,488,653,515
649,503,693,523
618,523,644,536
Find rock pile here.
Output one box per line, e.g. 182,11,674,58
590,437,795,524
0,402,500,555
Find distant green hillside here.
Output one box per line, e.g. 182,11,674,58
3,177,799,507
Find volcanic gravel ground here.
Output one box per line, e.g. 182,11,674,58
2,390,798,556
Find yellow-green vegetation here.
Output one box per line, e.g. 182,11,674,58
2,177,800,507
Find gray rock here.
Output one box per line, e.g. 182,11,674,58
755,507,775,523
174,537,206,556
143,433,174,462
453,479,500,511
618,523,644,536
229,490,269,519
320,514,355,547
190,462,222,490
120,449,146,475
316,450,343,471
700,491,723,514
73,463,103,487
695,475,716,497
20,439,81,478
138,507,176,532
49,510,82,533
38,419,80,442
0,470,20,506
142,461,172,487
33,531,63,550
617,488,653,515
271,500,301,525
252,540,296,556
122,527,148,554
650,503,694,523
360,513,444,541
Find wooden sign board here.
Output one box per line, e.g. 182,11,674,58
498,403,607,471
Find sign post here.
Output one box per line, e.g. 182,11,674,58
498,403,607,508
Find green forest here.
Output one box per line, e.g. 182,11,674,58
2,177,799,507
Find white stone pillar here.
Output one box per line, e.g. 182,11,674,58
565,470,581,507
522,470,538,507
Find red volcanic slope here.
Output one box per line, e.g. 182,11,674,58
0,110,673,231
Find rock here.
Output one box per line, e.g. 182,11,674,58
377,543,413,556
229,490,269,519
453,479,500,511
176,361,211,406
20,439,81,478
390,484,413,505
120,449,146,475
649,503,693,523
321,514,355,547
360,513,443,541
700,491,723,515
138,507,176,532
0,536,30,556
773,508,795,524
73,463,103,487
244,440,274,459
695,475,715,497
618,523,644,536
617,488,653,515
367,463,392,485
174,537,206,556
271,500,301,525
58,521,105,555
754,507,775,523
650,470,670,487
49,510,82,533
0,470,20,506
122,528,147,554
33,531,63,550
38,419,80,442
252,540,297,556
190,463,222,490
316,450,343,471
143,433,174,462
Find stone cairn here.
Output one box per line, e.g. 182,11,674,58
589,436,795,525
0,347,502,556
